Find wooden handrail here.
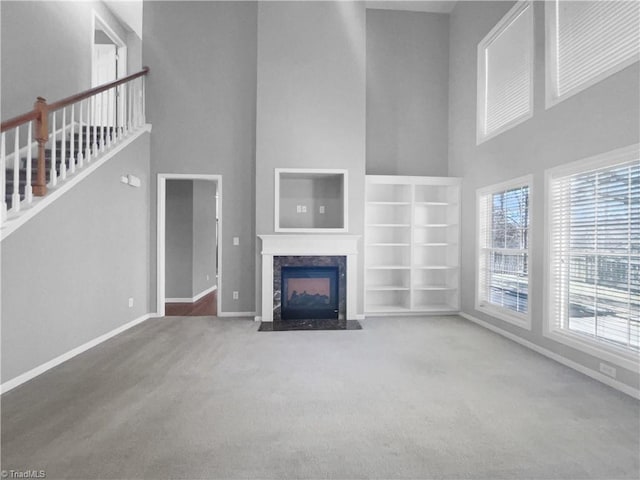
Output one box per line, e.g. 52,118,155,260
0,110,40,133
48,66,149,112
0,67,149,132
1,66,149,200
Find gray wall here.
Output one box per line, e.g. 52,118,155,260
279,176,343,229
165,181,194,299
192,180,217,296
0,0,133,119
255,1,367,316
1,133,151,383
366,9,449,176
143,1,257,314
448,1,640,389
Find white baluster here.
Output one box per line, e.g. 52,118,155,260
12,125,21,211
69,104,75,174
101,92,106,152
60,108,67,181
137,78,142,127
86,98,92,162
1,133,6,223
50,112,57,187
106,88,112,148
127,81,133,133
25,121,33,204
142,76,146,124
77,101,84,168
132,80,137,128
92,96,98,156
117,85,123,141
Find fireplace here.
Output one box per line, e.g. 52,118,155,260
258,235,360,322
281,266,339,320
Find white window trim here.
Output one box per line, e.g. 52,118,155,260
543,144,640,373
477,0,534,145
545,0,640,109
476,174,533,330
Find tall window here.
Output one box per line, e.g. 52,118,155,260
477,176,532,328
546,0,640,107
546,145,640,370
477,0,533,144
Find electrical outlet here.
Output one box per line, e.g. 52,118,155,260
233,291,239,300
319,205,325,214
206,274,210,281
599,363,616,378
301,205,307,213
128,297,134,308
296,205,302,213
233,237,239,246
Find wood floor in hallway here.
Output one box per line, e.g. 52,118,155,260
165,289,217,316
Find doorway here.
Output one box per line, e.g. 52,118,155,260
157,174,222,317
92,12,127,127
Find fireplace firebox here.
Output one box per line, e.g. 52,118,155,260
281,266,339,320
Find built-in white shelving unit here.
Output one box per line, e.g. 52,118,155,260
365,175,461,315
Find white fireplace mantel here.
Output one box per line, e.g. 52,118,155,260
258,235,360,322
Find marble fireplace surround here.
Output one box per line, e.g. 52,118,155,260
258,235,359,322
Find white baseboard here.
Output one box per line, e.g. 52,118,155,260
166,285,217,304
355,314,366,320
0,312,158,395
459,312,640,400
218,311,256,318
193,285,217,302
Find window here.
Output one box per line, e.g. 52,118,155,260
546,145,640,371
477,1,533,144
477,176,532,328
546,0,640,107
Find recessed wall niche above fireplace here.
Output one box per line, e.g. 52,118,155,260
275,168,348,232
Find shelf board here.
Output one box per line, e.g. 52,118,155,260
415,242,449,247
366,286,410,291
365,305,412,313
415,224,453,228
367,201,411,206
414,201,451,206
414,265,458,270
367,265,411,270
367,243,411,247
412,305,459,313
413,286,456,291
366,223,411,228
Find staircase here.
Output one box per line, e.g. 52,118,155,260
1,67,149,229
4,127,115,205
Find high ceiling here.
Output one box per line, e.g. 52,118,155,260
365,1,457,14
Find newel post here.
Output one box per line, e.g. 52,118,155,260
33,97,48,196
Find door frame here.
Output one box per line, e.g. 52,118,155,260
157,174,223,317
91,11,127,85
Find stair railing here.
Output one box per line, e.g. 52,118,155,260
0,66,149,225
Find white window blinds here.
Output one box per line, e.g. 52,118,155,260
477,1,533,143
548,151,640,354
547,0,640,105
477,177,531,326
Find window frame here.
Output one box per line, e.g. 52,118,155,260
544,144,640,373
476,0,534,145
476,174,533,329
545,0,640,108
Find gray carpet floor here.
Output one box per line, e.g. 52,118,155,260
1,316,639,479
